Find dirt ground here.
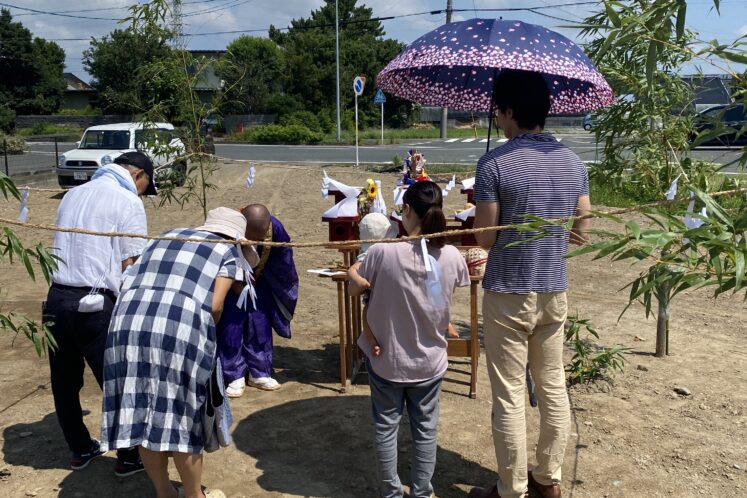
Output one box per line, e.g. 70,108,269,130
0,161,745,498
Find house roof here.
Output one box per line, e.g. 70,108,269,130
63,73,94,92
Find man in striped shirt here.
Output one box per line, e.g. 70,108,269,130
468,70,591,498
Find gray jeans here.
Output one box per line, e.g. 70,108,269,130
368,364,442,498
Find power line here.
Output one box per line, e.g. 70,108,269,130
0,0,243,20
10,0,227,17
2,1,601,23
178,5,593,38
526,9,577,23
182,0,257,17
0,2,122,20
12,6,129,17
24,2,607,42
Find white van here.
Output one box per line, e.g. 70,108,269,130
56,122,187,189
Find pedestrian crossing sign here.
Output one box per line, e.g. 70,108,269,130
374,89,387,104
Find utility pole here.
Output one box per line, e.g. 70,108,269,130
439,0,453,139
171,0,184,48
335,0,342,141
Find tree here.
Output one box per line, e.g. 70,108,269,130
573,0,747,356
83,28,176,115
268,0,411,128
216,36,285,114
121,0,227,220
0,9,65,119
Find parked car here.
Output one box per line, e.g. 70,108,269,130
690,103,747,146
583,113,593,131
56,122,187,189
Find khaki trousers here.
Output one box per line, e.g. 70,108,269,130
482,291,570,498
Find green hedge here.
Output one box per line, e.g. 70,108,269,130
16,123,84,137
231,124,323,144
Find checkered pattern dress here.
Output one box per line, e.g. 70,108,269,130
101,228,240,454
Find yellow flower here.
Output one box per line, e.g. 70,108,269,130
366,179,377,200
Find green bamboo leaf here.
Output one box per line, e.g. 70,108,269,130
21,250,35,281
693,190,732,227
646,41,657,88
632,275,659,300
566,242,610,258
676,1,686,41
626,220,641,239
719,50,747,65
0,173,21,201
594,238,631,260
504,232,551,247
596,30,619,59
604,1,622,28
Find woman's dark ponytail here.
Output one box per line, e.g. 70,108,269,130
403,181,447,248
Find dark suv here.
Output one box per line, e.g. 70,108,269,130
691,103,747,146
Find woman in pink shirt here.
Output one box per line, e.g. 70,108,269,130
349,180,470,498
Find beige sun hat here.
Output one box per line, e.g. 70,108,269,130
359,212,399,252
195,207,247,239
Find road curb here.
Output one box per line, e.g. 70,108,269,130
9,170,58,187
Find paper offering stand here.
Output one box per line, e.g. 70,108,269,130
455,178,477,247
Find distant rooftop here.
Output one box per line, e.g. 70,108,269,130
63,73,93,92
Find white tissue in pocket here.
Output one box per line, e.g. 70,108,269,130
78,294,105,313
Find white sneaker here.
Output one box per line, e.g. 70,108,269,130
246,375,280,391
225,378,245,398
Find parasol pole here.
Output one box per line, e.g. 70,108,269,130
440,0,453,139
486,67,499,153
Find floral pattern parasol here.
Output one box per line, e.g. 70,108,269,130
377,19,614,114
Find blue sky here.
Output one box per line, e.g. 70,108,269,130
6,0,747,80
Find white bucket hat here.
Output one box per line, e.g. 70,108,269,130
359,212,398,252
196,207,247,239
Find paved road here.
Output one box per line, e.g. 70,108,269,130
11,134,745,178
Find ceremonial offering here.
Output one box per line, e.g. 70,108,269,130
321,172,362,242
401,149,430,185
461,177,475,204
358,179,378,217
464,247,488,277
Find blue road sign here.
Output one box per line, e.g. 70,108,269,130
374,89,387,104
353,76,366,96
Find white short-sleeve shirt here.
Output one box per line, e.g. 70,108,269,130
52,168,148,295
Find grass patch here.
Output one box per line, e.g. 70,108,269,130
16,123,83,137
589,176,645,208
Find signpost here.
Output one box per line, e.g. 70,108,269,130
353,75,365,166
374,89,387,144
